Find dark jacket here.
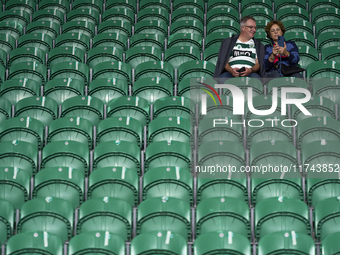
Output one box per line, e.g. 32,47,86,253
213,34,266,78
263,39,300,72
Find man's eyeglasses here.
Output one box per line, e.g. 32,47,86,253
245,25,257,30
270,28,281,33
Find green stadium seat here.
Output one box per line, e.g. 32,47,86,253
0,33,16,53
223,76,263,98
14,96,58,126
311,7,340,25
284,31,315,48
143,166,193,205
55,33,91,52
322,46,340,62
77,197,132,241
0,20,23,40
196,197,250,238
267,77,308,98
315,20,340,37
8,61,47,85
207,0,239,11
307,61,340,79
32,9,64,25
207,7,239,23
62,20,95,38
242,7,274,21
133,77,172,104
173,0,204,11
153,96,194,120
194,231,251,255
135,20,168,37
61,96,103,126
39,0,69,15
96,116,143,147
165,46,200,69
9,47,46,68
66,9,100,25
43,78,84,105
72,0,103,13
172,8,204,23
126,46,162,69
0,98,11,124
258,231,315,255
68,231,125,255
48,46,85,68
0,78,41,105
0,10,30,27
297,45,318,69
0,198,14,245
170,20,204,37
135,61,174,83
283,20,313,35
145,141,191,170
131,231,188,255
309,0,339,12
26,21,60,39
203,46,220,66
0,117,44,150
17,197,74,242
315,197,340,241
312,77,340,103
47,117,93,149
198,95,237,120
102,7,134,23
98,20,131,37
50,61,88,86
87,46,123,69
255,197,310,239
33,167,84,209
41,141,90,176
178,60,215,82
106,0,136,13
208,19,239,35
177,76,215,99
6,231,63,255
138,8,169,23
245,95,286,120
321,232,340,255
93,141,140,172
139,0,170,12
277,7,309,21
88,167,139,206
107,96,149,126
307,177,340,208
17,33,53,53
5,0,35,15
168,33,202,49
205,32,234,49
318,32,340,52
137,197,191,240
88,78,128,104
274,0,306,12
148,116,191,144
241,0,271,11
92,32,128,50
92,61,132,83
130,33,165,50
0,167,30,210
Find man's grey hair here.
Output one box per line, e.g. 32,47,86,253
240,16,256,28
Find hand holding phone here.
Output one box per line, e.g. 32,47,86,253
237,67,246,73
278,36,285,47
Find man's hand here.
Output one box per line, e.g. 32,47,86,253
231,68,240,77
240,67,252,77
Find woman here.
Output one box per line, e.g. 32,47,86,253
263,20,303,79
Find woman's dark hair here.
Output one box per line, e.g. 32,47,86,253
265,20,286,39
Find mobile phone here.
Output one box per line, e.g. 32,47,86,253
278,36,285,47
237,67,246,73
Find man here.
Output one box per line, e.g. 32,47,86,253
214,16,265,80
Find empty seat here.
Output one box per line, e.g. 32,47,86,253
9,47,45,67
168,33,202,49
207,0,238,11
309,0,339,12
153,96,195,120
88,78,128,105
0,20,23,40
317,32,340,52
164,46,200,70
6,231,63,255
139,0,170,12
143,166,193,205
98,20,131,37
92,32,128,50
103,7,134,23
194,231,251,255
297,45,319,69
196,197,250,238
93,141,140,173
207,8,239,23
55,33,91,52
87,46,123,69
321,232,340,255
33,167,85,209
47,117,93,149
15,96,58,126
207,20,240,35
41,141,89,176
0,198,14,245
258,231,315,255
137,197,191,240
96,116,143,147
62,20,95,38
172,8,204,23
133,77,172,104
267,77,308,98
173,0,204,11
43,78,84,105
277,7,309,22
17,197,74,242
66,8,100,25
126,46,162,69
203,46,220,66
72,0,103,13
178,60,215,82
88,167,139,206
39,0,69,15
170,20,204,37
0,10,30,27
77,197,132,241
275,0,306,12
134,20,168,38
315,20,340,37
135,61,174,83
223,76,263,98
61,96,104,126
107,96,149,126
322,46,340,63
26,21,60,39
47,46,85,68
0,78,40,105
17,33,53,53
312,77,340,103
106,0,136,13
8,61,47,85
92,61,132,83
0,33,16,53
283,20,313,35
307,177,340,208
311,7,340,25
50,61,89,86
0,117,44,149
0,98,11,124
131,231,188,255
145,141,191,171
32,9,64,25
0,166,30,210
68,231,125,255
138,8,169,23
284,31,315,48
130,33,165,50
255,197,310,239
5,0,35,16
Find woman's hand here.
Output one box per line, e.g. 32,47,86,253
278,42,289,57
272,44,280,55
